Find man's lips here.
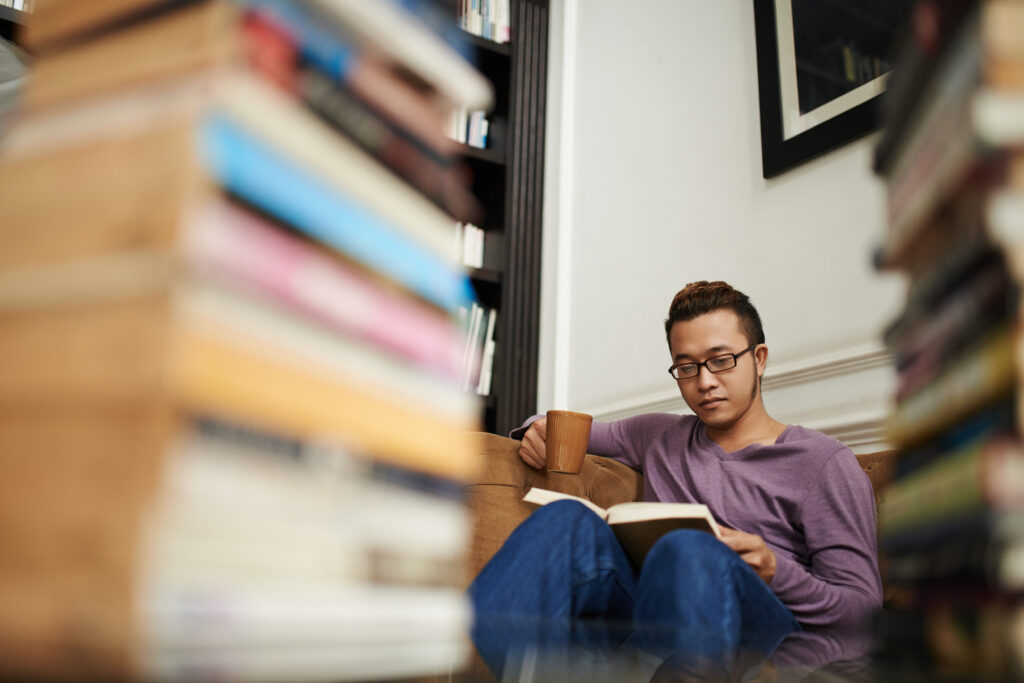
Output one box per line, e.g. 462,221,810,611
699,398,726,408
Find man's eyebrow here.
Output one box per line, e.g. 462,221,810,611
673,345,731,362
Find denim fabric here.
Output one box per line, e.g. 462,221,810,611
469,500,799,680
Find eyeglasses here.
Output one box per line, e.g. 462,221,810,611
667,344,758,380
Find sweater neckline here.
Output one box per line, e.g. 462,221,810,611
694,420,794,460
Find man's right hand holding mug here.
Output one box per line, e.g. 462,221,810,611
518,417,547,469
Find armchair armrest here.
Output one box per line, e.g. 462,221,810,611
465,433,643,580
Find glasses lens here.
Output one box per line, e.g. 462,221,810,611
707,355,737,372
673,364,697,379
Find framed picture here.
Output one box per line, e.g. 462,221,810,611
753,0,908,178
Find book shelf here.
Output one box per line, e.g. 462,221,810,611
459,0,548,436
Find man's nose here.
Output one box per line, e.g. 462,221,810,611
694,364,719,390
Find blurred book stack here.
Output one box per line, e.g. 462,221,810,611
0,0,492,679
873,0,1024,677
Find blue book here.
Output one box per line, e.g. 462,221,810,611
199,114,475,312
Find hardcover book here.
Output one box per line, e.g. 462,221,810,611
523,487,722,568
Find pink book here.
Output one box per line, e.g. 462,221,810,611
183,198,463,380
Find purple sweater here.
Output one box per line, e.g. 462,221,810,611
513,413,882,653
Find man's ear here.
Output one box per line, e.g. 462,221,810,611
754,344,768,378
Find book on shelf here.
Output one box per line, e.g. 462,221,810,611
476,307,498,396
458,0,510,44
457,302,496,394
446,106,491,149
456,221,486,268
523,487,721,569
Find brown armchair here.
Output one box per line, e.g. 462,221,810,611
466,432,897,596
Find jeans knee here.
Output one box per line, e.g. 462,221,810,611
528,498,605,530
644,529,735,572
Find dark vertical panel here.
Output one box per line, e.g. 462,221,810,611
495,0,548,436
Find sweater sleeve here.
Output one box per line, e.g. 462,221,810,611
510,413,679,471
768,447,883,636
587,413,681,470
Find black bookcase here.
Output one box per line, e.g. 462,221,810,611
459,0,548,436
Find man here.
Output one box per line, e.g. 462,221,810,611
469,281,882,679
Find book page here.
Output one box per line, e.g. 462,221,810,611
606,502,721,539
522,487,608,519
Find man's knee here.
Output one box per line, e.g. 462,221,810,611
643,529,737,574
525,498,606,531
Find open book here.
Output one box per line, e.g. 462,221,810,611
523,487,722,568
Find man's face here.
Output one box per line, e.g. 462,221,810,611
668,309,765,431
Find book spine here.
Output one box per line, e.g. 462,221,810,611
885,326,1016,448
185,199,463,380
880,436,1005,540
20,1,239,115
198,114,474,312
293,64,480,221
172,323,479,479
301,0,492,110
476,308,497,396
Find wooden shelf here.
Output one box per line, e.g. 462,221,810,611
458,142,506,166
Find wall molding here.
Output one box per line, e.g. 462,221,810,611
580,342,894,453
760,342,891,391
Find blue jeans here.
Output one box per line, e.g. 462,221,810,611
469,500,799,680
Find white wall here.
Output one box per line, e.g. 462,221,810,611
538,0,905,453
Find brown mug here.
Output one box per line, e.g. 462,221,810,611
546,410,593,473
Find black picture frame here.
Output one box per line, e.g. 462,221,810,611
753,0,890,179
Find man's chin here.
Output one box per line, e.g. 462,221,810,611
695,408,734,429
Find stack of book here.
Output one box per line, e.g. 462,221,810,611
0,0,492,679
873,0,1024,677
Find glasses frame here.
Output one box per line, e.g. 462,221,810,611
667,344,759,381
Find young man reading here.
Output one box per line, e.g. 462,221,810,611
469,281,882,679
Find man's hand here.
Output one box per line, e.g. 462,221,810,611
518,417,547,469
718,527,777,584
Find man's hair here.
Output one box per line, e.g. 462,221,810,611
663,281,766,347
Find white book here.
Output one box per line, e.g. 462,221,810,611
459,303,484,390
523,487,722,568
473,224,486,268
141,579,470,646
313,0,492,110
475,308,497,395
